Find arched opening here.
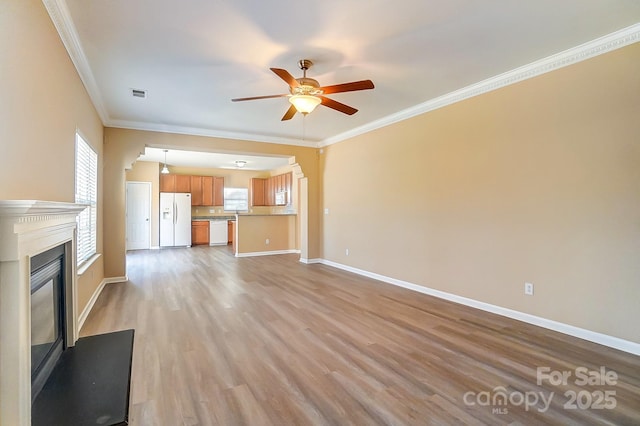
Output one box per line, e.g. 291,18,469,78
124,146,309,264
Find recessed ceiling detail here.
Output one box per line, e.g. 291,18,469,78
46,0,640,145
137,148,290,171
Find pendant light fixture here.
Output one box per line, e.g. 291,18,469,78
161,149,170,174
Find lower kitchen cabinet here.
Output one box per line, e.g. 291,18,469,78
228,220,234,244
191,221,209,245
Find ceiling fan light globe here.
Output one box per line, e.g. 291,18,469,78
289,95,321,114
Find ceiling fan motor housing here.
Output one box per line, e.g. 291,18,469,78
292,59,323,96
292,77,323,96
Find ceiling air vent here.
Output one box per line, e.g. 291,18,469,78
131,89,147,98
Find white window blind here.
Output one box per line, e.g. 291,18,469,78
75,133,98,265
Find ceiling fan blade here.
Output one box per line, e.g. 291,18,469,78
281,105,297,121
270,68,300,88
231,94,288,102
320,96,358,115
320,80,374,95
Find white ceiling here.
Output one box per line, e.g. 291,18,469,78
138,147,290,171
57,1,639,146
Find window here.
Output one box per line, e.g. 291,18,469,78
75,133,98,265
223,187,248,212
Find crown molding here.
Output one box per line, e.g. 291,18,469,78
43,1,637,149
319,23,640,147
42,0,110,124
107,119,319,148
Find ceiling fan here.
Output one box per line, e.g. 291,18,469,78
231,59,374,121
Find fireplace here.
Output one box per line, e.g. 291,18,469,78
0,200,86,426
30,244,66,402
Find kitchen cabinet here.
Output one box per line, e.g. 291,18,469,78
213,176,224,206
228,220,234,244
160,174,191,193
277,174,284,192
191,221,209,245
250,172,293,206
190,176,215,206
266,177,274,206
284,172,292,198
160,174,173,192
190,176,203,205
202,176,214,206
250,178,265,206
175,175,191,193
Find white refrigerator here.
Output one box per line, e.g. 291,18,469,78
160,193,192,247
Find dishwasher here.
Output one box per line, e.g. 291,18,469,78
209,220,228,246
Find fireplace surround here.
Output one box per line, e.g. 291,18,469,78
0,200,86,426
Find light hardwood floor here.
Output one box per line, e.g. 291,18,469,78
81,247,640,425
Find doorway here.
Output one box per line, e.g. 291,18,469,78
126,182,151,250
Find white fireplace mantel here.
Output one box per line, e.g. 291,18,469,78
0,200,87,426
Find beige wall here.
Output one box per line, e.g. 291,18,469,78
103,128,319,277
321,43,640,343
0,0,105,314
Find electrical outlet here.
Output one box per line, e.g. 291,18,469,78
265,238,270,245
525,282,534,296
346,248,349,256
209,209,215,213
324,208,330,215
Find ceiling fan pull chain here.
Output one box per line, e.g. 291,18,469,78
302,114,306,142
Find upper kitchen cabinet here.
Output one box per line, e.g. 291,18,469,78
265,177,274,206
190,176,203,205
202,176,213,206
160,174,191,193
250,172,293,206
250,178,265,206
175,175,191,193
213,176,224,206
190,175,224,206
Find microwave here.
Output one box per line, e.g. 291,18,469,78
275,191,287,205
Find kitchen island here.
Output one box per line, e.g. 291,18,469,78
233,213,297,257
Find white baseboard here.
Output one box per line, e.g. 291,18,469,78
77,279,106,331
236,249,300,258
318,259,640,356
103,275,128,284
300,258,322,264
78,275,128,331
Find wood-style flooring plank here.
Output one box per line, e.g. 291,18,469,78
81,246,640,425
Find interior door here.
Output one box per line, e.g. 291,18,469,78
126,182,151,250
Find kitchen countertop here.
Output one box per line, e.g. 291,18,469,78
236,212,297,217
193,213,297,220
192,216,235,221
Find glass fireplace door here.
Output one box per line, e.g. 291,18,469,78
30,246,65,401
